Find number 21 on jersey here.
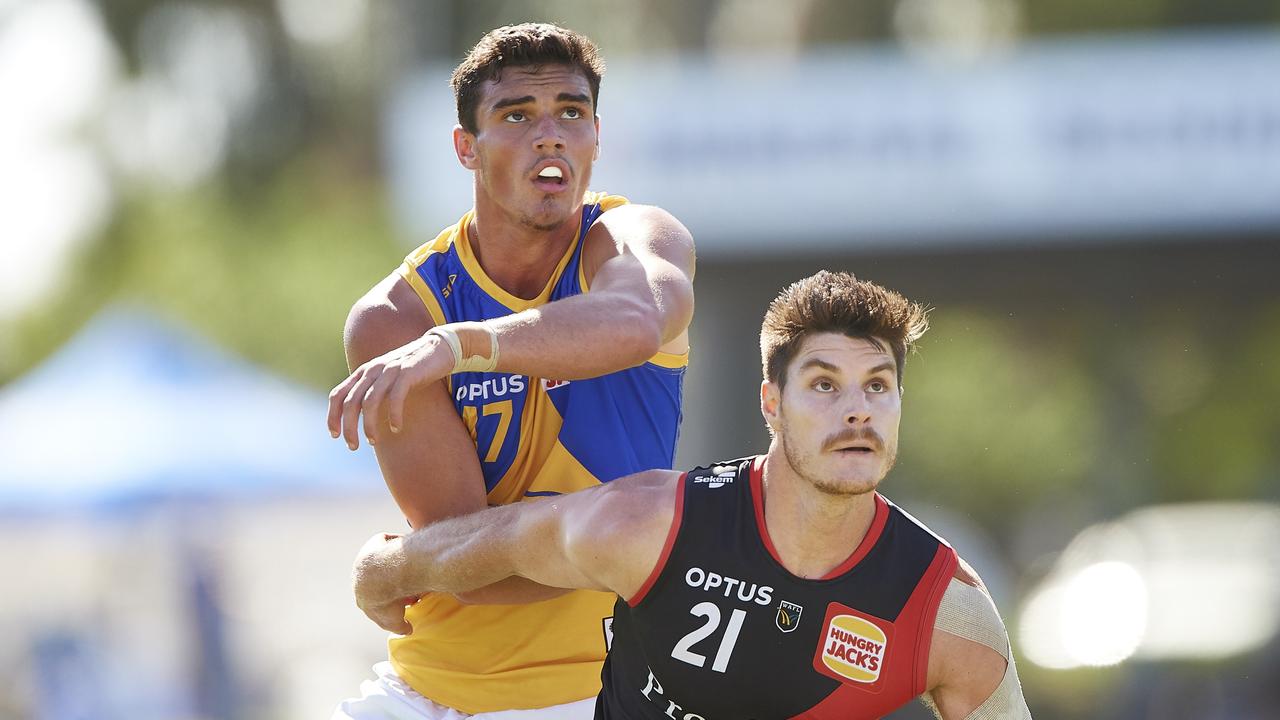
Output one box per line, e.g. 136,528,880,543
671,602,746,673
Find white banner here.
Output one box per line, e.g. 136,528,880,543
385,31,1280,254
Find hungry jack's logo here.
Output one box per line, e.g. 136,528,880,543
812,603,894,689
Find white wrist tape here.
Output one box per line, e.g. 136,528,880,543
933,577,1032,720
428,322,499,374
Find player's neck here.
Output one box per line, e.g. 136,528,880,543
759,448,878,580
468,203,581,301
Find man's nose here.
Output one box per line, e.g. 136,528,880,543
843,391,872,425
533,116,566,152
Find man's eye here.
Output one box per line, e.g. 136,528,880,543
814,380,835,392
504,111,526,122
868,380,887,393
561,107,582,119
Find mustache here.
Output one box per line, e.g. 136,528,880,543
822,427,883,452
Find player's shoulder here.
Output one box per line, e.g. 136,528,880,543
580,196,694,287
584,199,691,252
565,468,684,592
926,553,1011,714
589,202,690,241
577,469,683,540
343,274,433,364
932,553,1005,660
595,468,683,508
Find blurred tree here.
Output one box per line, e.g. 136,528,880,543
807,0,898,45
1149,304,1280,501
1022,0,1280,34
2,150,400,390
894,309,1101,530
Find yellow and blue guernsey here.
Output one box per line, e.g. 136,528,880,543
389,192,687,713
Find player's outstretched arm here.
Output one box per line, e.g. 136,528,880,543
352,469,681,634
923,560,1032,719
329,204,695,449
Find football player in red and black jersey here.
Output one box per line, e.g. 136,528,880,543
352,271,1032,720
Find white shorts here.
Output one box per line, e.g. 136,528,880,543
332,662,597,720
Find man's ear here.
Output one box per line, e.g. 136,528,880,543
761,381,781,434
454,124,479,170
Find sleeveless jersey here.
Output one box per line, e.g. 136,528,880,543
599,456,958,720
389,192,688,713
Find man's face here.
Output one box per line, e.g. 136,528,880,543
762,333,902,497
456,64,599,232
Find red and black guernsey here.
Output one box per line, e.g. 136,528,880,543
596,456,958,720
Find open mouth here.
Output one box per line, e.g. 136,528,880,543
533,165,568,190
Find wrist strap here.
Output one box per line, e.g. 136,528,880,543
428,322,499,373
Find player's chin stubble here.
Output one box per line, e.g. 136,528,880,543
780,431,896,498
520,206,568,233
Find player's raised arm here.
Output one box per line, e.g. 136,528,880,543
352,469,681,634
329,204,694,449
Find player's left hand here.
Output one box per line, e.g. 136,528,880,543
328,331,455,450
353,532,417,635
364,596,418,635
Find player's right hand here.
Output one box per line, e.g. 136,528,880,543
327,331,454,450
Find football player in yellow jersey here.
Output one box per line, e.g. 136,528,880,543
327,23,695,720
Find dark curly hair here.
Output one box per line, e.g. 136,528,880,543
761,271,930,388
451,23,605,134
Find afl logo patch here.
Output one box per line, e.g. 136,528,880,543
812,603,895,690
776,600,803,633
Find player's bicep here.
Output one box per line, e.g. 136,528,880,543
585,205,695,342
925,631,1009,719
371,382,487,528
521,470,681,597
487,486,609,592
344,279,487,528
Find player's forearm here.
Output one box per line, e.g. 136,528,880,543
484,290,667,380
394,506,523,596
452,577,572,605
472,232,692,380
351,512,514,617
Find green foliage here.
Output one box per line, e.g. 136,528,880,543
895,310,1100,525
1148,304,1280,501
1,154,407,391
1022,0,1170,35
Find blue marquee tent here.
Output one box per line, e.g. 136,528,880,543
0,306,381,512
